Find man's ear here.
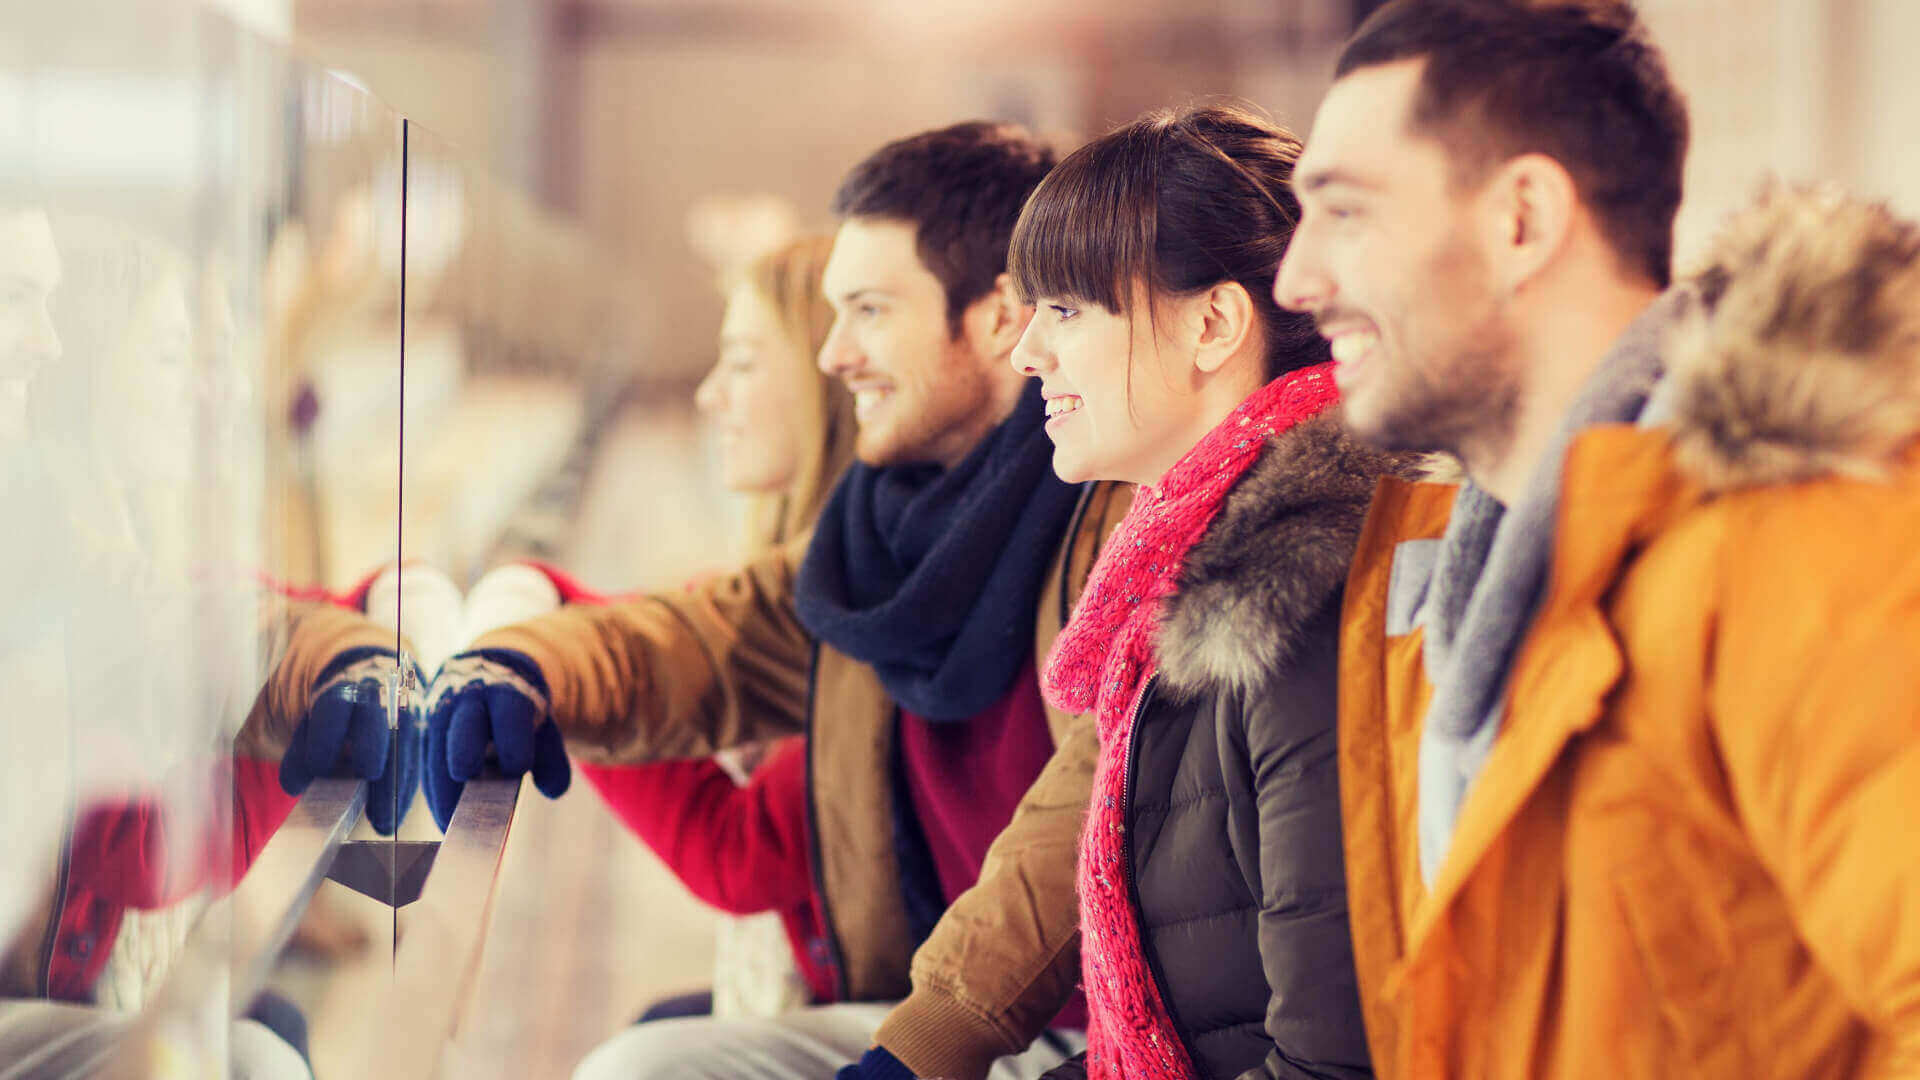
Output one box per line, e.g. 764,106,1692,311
966,272,1033,359
1483,153,1576,294
1190,281,1257,376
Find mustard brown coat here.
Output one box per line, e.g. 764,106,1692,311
1338,187,1920,1079
480,481,1134,1079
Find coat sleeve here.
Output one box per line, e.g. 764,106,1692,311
577,737,813,916
1232,607,1374,1080
872,711,1099,1080
234,595,399,761
473,536,814,764
1711,499,1920,1076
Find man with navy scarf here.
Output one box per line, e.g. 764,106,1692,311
426,123,1133,1080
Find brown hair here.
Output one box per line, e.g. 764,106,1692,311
721,234,857,548
1007,102,1328,381
831,121,1057,338
1337,0,1689,287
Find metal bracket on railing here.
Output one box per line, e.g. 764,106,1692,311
327,839,441,907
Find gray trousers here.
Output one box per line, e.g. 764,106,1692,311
571,1001,1086,1080
0,1000,310,1080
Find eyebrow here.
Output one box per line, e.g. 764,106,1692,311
1298,166,1376,194
833,288,892,306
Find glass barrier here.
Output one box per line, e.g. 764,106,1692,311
1,3,403,1074
1,1,665,1071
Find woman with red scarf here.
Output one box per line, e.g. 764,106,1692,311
1004,104,1395,1080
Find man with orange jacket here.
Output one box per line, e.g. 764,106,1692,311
1276,2,1920,1077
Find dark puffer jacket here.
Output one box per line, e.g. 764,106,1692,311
1046,415,1388,1080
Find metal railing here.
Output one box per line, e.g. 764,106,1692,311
93,775,522,1079
98,780,366,1078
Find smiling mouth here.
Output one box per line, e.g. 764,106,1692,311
1044,395,1083,419
1327,329,1379,367
852,386,891,419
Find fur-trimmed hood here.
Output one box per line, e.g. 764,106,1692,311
1156,412,1405,698
1667,183,1920,493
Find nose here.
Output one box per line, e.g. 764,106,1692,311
1274,229,1331,315
1009,320,1049,378
817,314,860,378
694,359,725,415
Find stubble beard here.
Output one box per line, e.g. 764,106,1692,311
1361,336,1521,465
1355,236,1523,464
854,343,1000,470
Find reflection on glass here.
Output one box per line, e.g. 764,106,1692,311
1,5,405,1075
5,3,661,1074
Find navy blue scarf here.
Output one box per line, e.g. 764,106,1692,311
795,382,1081,721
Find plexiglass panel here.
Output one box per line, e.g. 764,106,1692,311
1,4,403,1074
5,3,694,1074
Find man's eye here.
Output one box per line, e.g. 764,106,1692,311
857,303,882,318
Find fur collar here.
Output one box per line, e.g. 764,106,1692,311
1156,412,1403,698
1667,183,1920,493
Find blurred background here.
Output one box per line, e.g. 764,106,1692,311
292,0,1920,383
5,0,1920,1076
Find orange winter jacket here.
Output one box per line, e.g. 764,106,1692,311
1338,187,1920,1079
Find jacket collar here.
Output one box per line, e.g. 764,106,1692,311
1400,183,1920,960
1401,428,1696,964
1157,412,1403,700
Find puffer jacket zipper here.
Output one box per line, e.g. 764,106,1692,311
1119,671,1190,1057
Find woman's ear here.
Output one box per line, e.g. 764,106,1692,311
1191,281,1256,375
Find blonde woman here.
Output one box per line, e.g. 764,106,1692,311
554,235,857,1033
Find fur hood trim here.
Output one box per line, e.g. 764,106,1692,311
1156,412,1404,698
1668,183,1920,493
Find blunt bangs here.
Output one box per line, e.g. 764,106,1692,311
1007,125,1161,316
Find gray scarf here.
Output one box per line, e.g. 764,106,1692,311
1415,293,1684,883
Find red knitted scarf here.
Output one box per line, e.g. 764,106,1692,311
1043,364,1339,1080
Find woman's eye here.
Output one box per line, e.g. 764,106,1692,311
1049,304,1079,322
857,303,882,319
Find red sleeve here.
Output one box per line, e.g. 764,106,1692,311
578,737,813,916
521,560,629,605
72,756,300,911
227,755,303,885
253,567,381,609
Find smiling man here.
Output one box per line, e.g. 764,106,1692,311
1279,2,1920,1078
431,123,1135,1080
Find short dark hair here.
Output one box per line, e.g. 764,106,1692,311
1338,0,1689,287
1007,103,1327,381
831,121,1057,337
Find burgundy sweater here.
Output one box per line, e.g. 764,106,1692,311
899,658,1088,1030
